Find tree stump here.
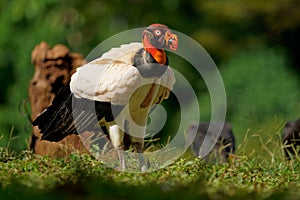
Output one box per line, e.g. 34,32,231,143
29,41,87,157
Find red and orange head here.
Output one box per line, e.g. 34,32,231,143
143,24,178,51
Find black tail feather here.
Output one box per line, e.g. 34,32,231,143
32,84,124,142
32,85,75,141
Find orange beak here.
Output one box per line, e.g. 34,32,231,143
165,31,178,51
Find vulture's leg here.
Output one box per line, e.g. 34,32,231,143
131,137,148,171
109,124,126,170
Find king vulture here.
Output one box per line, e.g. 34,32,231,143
32,24,178,170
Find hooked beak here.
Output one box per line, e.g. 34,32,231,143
165,31,178,51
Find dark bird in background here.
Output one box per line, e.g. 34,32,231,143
282,118,300,159
186,122,236,163
32,24,178,171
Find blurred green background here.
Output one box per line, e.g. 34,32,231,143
0,0,299,152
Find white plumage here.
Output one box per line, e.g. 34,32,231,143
70,43,175,105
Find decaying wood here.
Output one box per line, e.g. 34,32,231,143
29,41,88,157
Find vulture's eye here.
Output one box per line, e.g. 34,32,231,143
154,29,162,36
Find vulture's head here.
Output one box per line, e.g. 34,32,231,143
143,24,178,52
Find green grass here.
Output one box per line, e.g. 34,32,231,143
1,127,300,200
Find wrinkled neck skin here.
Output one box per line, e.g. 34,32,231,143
142,36,167,65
